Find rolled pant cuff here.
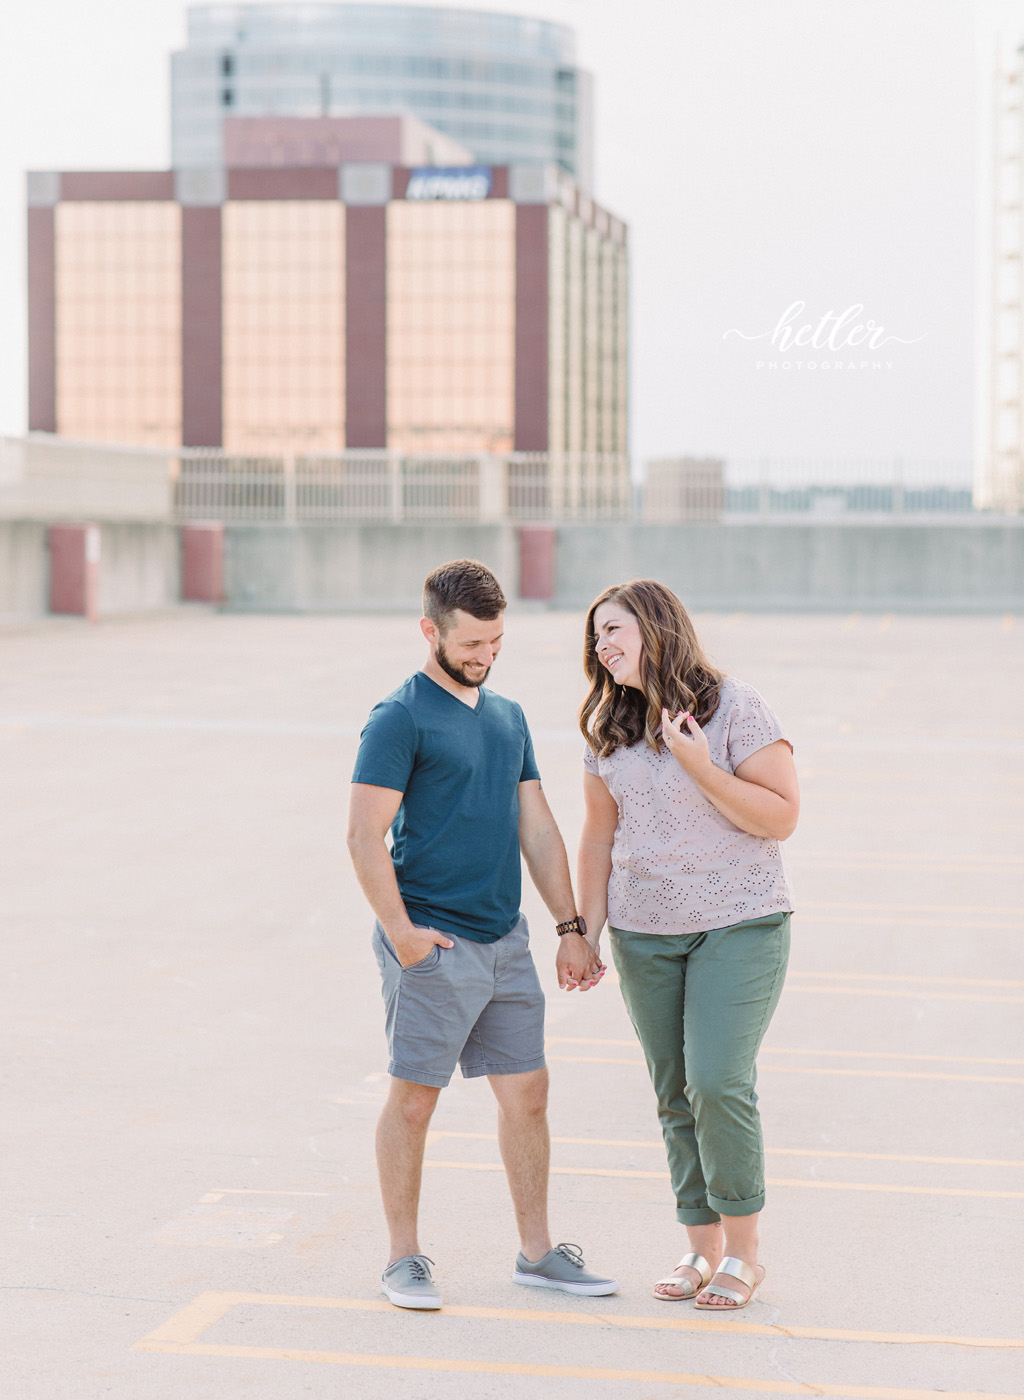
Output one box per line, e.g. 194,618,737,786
706,1191,765,1217
676,1206,722,1225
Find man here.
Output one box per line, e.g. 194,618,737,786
348,558,615,1309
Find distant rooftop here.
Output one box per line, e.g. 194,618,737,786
223,113,474,167
173,3,592,187
185,3,576,63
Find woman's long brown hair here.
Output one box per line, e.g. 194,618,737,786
579,579,723,757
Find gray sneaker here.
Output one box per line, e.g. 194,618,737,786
382,1253,442,1309
513,1242,619,1296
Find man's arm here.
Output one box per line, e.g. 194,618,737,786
347,782,454,967
517,779,605,992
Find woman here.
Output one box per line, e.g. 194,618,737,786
576,580,798,1310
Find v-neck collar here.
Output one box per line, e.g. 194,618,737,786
421,670,485,713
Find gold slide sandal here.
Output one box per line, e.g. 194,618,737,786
652,1252,713,1301
693,1255,765,1310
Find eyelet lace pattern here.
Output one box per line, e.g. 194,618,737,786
584,677,794,935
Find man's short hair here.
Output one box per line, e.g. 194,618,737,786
423,559,507,634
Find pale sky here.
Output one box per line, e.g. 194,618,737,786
0,0,1008,465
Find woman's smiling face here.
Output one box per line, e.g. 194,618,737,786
592,601,644,690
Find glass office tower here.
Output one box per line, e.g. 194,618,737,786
172,4,594,188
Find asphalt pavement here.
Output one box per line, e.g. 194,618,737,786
2,606,1022,1399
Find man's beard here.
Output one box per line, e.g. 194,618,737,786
436,638,490,689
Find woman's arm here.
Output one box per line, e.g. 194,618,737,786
577,771,620,944
661,709,800,840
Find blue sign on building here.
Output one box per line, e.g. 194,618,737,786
405,167,492,201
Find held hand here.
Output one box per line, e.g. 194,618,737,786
391,926,455,969
661,707,712,777
556,933,607,992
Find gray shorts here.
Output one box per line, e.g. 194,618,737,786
371,915,546,1088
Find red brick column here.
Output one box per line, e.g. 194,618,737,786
181,523,224,603
346,206,387,447
181,207,223,447
49,524,100,620
519,524,556,601
27,206,56,432
514,205,549,451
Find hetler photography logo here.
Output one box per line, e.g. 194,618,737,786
723,300,925,372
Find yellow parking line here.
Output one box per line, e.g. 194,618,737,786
765,1176,1024,1200
132,1289,1024,1353
426,1130,1024,1170
423,1160,1024,1200
762,1065,1024,1085
547,1054,1024,1084
138,1290,238,1344
549,1035,1024,1064
546,1034,640,1047
131,1340,1023,1396
766,1146,1024,1168
841,612,861,630
199,1189,330,1204
766,1044,1024,1065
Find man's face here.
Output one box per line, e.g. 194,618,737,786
434,609,505,688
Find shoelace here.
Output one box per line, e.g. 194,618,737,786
406,1255,435,1280
552,1243,585,1269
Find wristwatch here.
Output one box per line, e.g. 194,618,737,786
556,915,588,937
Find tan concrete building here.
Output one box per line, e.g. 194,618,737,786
27,145,628,472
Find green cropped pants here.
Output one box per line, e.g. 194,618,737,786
610,912,790,1225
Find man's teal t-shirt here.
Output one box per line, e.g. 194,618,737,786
351,672,541,943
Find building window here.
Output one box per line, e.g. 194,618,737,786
222,200,346,454
221,88,234,107
387,200,515,454
55,201,183,447
221,54,234,76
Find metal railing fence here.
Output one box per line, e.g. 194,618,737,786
0,435,1012,523
722,458,976,518
645,456,982,522
172,450,633,523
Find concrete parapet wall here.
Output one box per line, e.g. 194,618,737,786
0,522,49,619
0,519,180,620
553,520,1024,611
223,522,519,611
3,519,1024,619
0,435,174,521
94,522,181,615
